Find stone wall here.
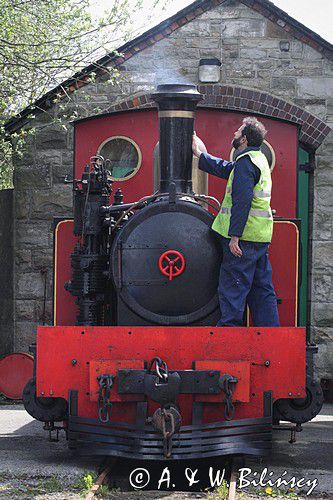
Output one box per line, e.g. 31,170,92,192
13,129,73,351
0,189,14,356
12,0,333,377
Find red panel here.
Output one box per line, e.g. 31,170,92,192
75,110,297,218
270,221,299,326
54,220,80,326
74,111,158,204
194,109,298,219
36,326,306,423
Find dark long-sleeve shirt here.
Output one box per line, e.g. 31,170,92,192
199,147,261,238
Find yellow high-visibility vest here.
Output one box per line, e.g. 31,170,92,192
212,150,273,242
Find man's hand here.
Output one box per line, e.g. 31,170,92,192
192,131,207,158
229,236,243,257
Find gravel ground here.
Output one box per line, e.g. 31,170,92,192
0,403,332,499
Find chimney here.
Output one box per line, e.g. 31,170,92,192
150,84,202,194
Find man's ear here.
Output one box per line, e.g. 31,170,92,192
241,135,248,146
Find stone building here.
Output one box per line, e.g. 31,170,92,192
2,0,332,379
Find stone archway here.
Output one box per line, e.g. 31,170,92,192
109,84,331,150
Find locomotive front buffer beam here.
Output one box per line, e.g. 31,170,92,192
30,326,324,458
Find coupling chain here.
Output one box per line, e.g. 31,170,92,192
161,407,176,458
97,374,114,423
220,374,238,421
148,357,169,384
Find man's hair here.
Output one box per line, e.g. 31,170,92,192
241,117,267,147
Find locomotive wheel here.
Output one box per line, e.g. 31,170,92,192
22,378,68,422
274,376,324,424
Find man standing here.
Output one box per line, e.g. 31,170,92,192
192,117,279,327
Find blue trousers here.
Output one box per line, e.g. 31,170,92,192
217,238,280,327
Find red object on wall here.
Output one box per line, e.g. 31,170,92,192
0,353,33,399
36,326,306,424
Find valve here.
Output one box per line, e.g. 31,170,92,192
158,250,185,281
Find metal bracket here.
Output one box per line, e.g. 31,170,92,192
299,162,314,173
273,422,302,443
118,369,221,394
43,421,66,442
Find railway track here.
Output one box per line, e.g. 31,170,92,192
84,459,115,500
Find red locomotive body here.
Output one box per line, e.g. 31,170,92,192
23,84,323,460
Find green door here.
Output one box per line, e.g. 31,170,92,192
297,147,310,327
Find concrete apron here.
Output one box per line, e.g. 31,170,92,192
0,404,332,497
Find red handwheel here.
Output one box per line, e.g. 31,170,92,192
158,250,186,281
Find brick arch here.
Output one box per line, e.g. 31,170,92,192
109,85,331,150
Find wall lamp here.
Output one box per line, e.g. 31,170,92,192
198,58,221,83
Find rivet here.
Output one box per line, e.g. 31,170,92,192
288,392,292,396
50,390,53,396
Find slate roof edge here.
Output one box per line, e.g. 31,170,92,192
4,0,333,133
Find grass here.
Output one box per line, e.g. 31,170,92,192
0,474,67,499
207,481,303,500
208,480,229,499
38,476,64,493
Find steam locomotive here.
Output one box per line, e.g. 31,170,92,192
22,84,323,460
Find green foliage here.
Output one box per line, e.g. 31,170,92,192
0,0,141,116
0,126,35,189
0,0,166,188
208,480,229,500
82,471,95,490
73,470,98,492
